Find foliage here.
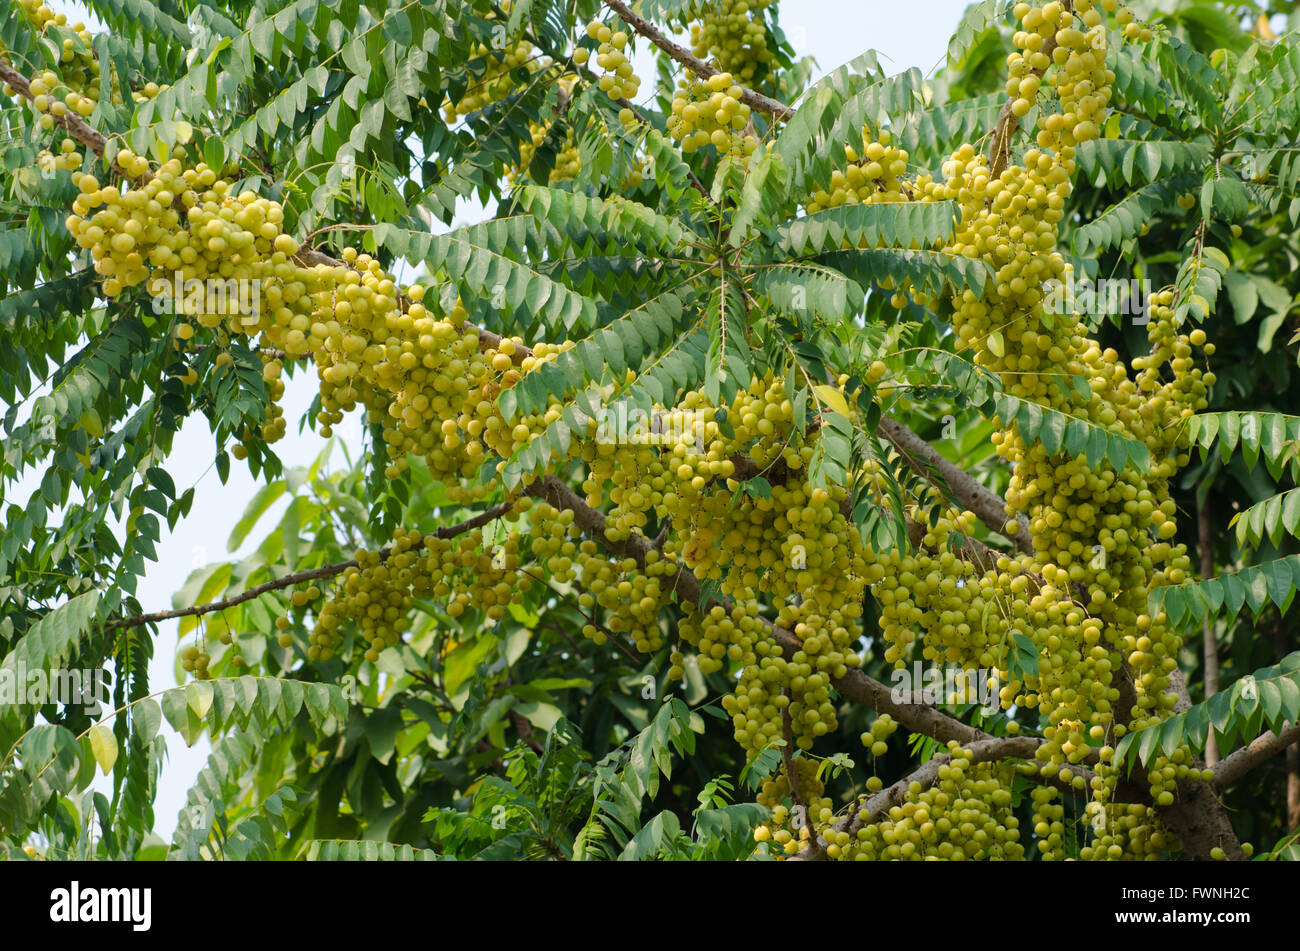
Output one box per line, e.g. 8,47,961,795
1,0,1300,862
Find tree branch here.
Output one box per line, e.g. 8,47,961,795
847,735,1042,833
524,474,997,748
0,58,109,156
1213,722,1300,790
105,500,515,630
789,734,1099,860
1156,666,1245,860
986,1,1070,181
600,0,794,122
878,415,1034,554
779,702,825,859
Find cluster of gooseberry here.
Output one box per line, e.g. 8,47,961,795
666,71,759,157
686,0,775,83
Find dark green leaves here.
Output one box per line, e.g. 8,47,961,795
1230,488,1300,550
1075,139,1209,187
821,248,991,298
810,409,854,491
1116,653,1300,770
1184,411,1300,480
776,201,959,257
994,395,1150,471
1153,555,1300,628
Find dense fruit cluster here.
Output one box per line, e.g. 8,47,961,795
686,0,775,83
66,153,310,453
8,5,99,118
443,35,536,121
578,19,642,104
667,71,759,157
18,67,96,133
805,129,917,213
952,0,1206,820
758,0,1211,859
26,0,1225,862
811,0,1208,858
838,749,1026,860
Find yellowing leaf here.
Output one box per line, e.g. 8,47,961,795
988,330,1005,357
186,680,214,719
206,37,232,65
78,408,104,439
88,724,118,774
174,121,193,144
812,384,851,418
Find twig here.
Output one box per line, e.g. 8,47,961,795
105,501,515,629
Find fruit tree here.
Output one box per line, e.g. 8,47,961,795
2,0,1300,862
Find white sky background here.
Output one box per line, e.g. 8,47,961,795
7,0,976,844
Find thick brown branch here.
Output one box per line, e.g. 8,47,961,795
0,58,109,156
600,0,794,122
790,734,1098,860
1213,722,1300,790
1156,667,1245,860
849,736,1042,834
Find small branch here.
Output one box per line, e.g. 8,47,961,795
778,701,825,859
105,501,515,630
1157,666,1245,860
986,1,1071,180
848,736,1042,835
510,710,546,754
600,0,793,122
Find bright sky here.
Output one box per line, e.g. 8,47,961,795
8,0,977,844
